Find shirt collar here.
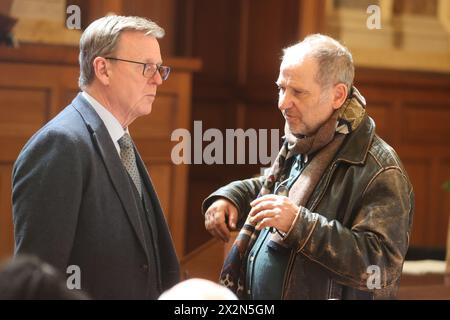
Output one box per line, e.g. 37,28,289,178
81,91,129,154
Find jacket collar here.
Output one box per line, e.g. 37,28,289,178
334,114,375,165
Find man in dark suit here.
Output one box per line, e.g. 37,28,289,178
12,15,179,299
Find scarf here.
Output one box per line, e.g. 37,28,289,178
219,86,366,298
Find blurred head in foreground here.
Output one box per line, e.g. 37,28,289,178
0,255,89,300
158,278,238,300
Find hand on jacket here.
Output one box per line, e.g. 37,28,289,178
249,195,299,233
205,198,238,242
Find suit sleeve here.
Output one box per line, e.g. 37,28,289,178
12,128,84,272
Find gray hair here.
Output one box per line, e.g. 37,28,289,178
282,34,354,91
78,15,165,88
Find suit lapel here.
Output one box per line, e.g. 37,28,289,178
70,93,148,254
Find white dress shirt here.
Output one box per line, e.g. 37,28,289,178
82,91,128,156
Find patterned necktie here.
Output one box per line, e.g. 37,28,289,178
118,133,142,197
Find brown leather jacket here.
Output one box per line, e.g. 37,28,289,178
203,115,414,299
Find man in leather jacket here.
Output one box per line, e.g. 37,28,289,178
202,34,414,300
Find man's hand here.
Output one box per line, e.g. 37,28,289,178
204,198,238,242
248,195,299,233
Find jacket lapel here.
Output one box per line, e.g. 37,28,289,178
70,93,148,254
307,115,375,211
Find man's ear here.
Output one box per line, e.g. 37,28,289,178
92,57,110,86
332,83,348,110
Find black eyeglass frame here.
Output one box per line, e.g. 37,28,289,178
104,57,171,81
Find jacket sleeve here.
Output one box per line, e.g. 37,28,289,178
283,167,414,291
202,176,265,227
12,128,84,272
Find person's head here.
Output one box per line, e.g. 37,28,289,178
79,15,169,127
0,255,89,300
158,278,238,300
277,34,354,136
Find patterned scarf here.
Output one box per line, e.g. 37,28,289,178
219,86,366,298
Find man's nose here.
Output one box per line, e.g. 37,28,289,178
278,91,292,111
149,70,163,86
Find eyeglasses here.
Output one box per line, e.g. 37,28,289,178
104,57,171,81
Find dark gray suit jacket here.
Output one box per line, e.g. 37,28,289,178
12,93,180,299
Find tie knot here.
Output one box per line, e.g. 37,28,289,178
118,133,133,150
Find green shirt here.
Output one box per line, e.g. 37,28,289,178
246,154,305,299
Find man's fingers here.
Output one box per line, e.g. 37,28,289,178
206,210,230,242
250,194,279,207
204,199,240,242
248,200,276,217
215,218,230,242
250,209,276,224
206,218,229,242
205,211,214,231
227,206,238,230
255,217,274,230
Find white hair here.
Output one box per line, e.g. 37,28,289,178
282,34,354,91
158,278,238,300
78,15,165,88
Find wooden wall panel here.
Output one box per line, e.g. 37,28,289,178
131,94,178,139
402,158,432,246
441,161,450,244
0,166,13,261
0,89,48,136
180,238,224,281
246,0,299,86
364,102,392,143
0,88,50,163
146,162,172,221
403,104,450,144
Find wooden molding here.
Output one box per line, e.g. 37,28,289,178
0,43,201,71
